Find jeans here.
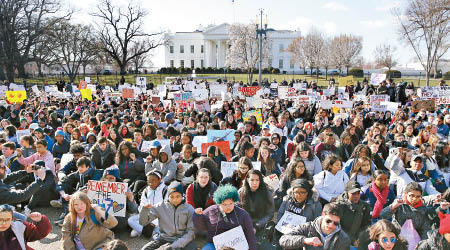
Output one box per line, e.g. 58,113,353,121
201,243,216,250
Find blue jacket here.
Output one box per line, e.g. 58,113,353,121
44,134,54,152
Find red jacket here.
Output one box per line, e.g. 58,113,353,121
186,182,217,209
0,215,52,250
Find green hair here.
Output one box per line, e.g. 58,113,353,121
213,184,240,204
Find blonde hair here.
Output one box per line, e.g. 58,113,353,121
68,192,92,238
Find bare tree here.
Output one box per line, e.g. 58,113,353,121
432,38,450,77
226,23,270,84
374,43,398,71
329,34,363,74
129,40,150,74
393,0,449,86
320,38,333,80
301,28,324,76
287,37,307,74
48,21,98,82
91,0,164,76
0,0,70,82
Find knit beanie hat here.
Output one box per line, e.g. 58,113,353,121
103,165,120,180
167,181,183,196
438,212,450,235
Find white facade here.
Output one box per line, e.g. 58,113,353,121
164,23,301,72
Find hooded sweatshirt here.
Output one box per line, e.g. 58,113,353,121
145,145,178,185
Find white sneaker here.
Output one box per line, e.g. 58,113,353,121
130,229,140,237
23,206,31,217
50,199,63,208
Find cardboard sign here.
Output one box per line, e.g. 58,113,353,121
213,226,249,250
370,73,386,85
243,109,263,125
411,100,435,112
339,76,354,86
87,180,128,217
238,86,259,96
6,91,27,103
193,89,209,101
80,89,92,101
136,77,146,86
16,129,30,141
201,141,231,161
122,88,134,99
418,87,439,100
221,162,238,177
276,211,307,234
207,129,235,149
436,97,450,105
192,136,208,153
194,100,211,112
264,174,280,191
296,95,311,105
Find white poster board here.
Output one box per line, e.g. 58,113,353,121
221,162,238,177
213,225,249,250
192,136,208,153
141,141,152,152
16,129,30,141
370,73,386,85
87,180,128,217
252,162,261,171
275,211,307,234
136,77,146,86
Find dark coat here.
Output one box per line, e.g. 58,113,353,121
0,171,43,205
89,140,116,170
416,230,450,250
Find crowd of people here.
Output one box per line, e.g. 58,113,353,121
0,77,450,250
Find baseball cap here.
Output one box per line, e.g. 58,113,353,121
411,155,423,162
262,124,270,130
345,180,361,193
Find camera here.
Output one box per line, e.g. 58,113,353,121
31,164,41,171
392,141,409,148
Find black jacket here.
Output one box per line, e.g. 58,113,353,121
416,230,450,250
334,194,372,242
56,167,103,193
0,171,43,205
89,140,116,170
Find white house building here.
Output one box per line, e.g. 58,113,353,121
164,23,301,72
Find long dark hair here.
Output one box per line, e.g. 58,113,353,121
282,158,310,184
292,142,314,161
240,169,271,218
435,141,450,168
115,141,138,164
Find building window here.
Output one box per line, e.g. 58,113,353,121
279,59,283,69
268,59,272,67
180,45,184,53
190,45,194,53
169,46,174,53
279,44,284,53
201,45,204,53
180,60,184,68
170,60,174,67
201,60,204,68
290,61,294,69
191,60,195,68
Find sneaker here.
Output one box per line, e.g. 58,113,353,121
23,206,31,217
130,229,140,237
54,211,67,225
50,199,63,208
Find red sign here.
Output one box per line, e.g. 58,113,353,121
201,141,232,161
238,86,259,96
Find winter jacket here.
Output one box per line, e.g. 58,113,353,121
335,144,354,163
360,184,396,216
238,187,275,229
17,151,56,177
0,171,43,205
380,203,431,240
139,201,195,249
56,167,103,193
139,182,167,212
279,216,351,250
118,156,145,184
185,182,217,209
89,140,116,170
52,139,70,159
61,209,118,250
277,196,322,224
313,170,349,202
301,156,322,179
193,204,257,250
416,230,450,250
0,215,51,250
334,193,372,242
43,134,54,152
145,145,178,185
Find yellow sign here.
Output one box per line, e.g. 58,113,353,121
80,89,92,101
339,76,354,86
243,109,263,125
6,91,27,103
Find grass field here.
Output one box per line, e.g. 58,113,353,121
14,73,443,87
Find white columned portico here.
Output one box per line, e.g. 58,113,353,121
217,40,221,68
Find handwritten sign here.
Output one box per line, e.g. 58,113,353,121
339,76,354,86
370,95,390,104
141,141,152,153
370,73,386,85
192,136,208,153
87,180,128,217
411,100,435,112
213,225,249,250
243,109,263,125
136,77,146,86
276,211,307,234
6,91,27,103
238,86,259,96
122,88,134,99
264,174,280,191
201,141,231,161
221,162,238,177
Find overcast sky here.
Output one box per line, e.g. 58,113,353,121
68,0,443,68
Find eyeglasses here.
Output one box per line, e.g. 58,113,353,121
381,237,397,244
325,219,340,226
294,191,308,196
0,218,12,224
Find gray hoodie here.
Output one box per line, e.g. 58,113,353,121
145,145,178,184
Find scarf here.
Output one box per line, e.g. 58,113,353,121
405,198,423,209
193,182,211,209
371,182,389,218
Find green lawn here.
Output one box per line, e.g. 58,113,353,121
14,73,443,87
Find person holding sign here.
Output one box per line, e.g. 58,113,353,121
139,182,196,250
221,157,253,189
279,203,351,250
62,191,118,250
193,184,257,250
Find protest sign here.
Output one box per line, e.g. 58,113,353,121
85,77,91,83
136,77,146,86
246,96,263,109
296,95,311,105
0,86,7,97
278,86,288,99
192,136,208,153
209,84,227,99
122,88,134,99
418,87,439,100
322,88,334,96
174,92,193,102
184,81,196,91
141,141,152,152
275,211,307,234
194,100,211,112
192,89,209,101
339,76,354,86
6,91,27,103
370,73,386,85
405,89,414,97
334,100,353,109
16,129,30,141
411,100,435,112
221,162,238,177
238,86,259,96
201,141,231,161
270,82,278,88
207,129,235,149
264,174,280,192
370,95,390,104
213,225,249,250
243,109,263,125
87,180,128,217
32,85,40,95
436,97,450,105
9,83,25,91
252,162,261,171
320,100,333,109
80,89,93,101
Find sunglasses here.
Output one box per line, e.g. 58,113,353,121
381,237,397,244
325,219,340,226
